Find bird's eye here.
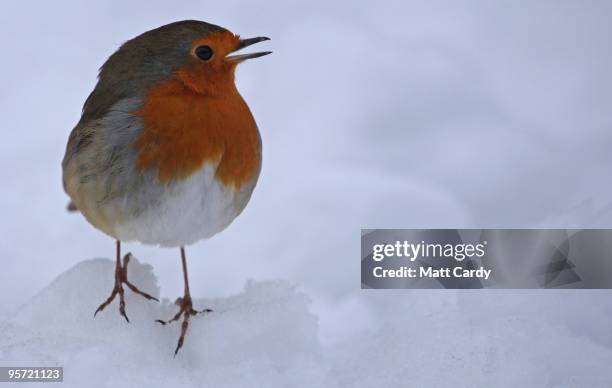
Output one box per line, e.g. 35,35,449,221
195,45,213,61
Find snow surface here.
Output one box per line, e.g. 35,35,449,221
3,2,612,386
2,258,612,387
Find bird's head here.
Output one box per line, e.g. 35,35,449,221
174,29,271,95
94,20,271,105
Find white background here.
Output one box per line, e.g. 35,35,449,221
1,1,612,380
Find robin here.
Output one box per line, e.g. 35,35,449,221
62,20,271,355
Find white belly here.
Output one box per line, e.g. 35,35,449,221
113,165,243,247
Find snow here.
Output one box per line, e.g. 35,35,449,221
1,258,324,386
2,258,612,387
2,1,612,386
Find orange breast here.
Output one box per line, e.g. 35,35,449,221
133,76,261,188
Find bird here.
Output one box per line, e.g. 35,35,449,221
62,20,271,355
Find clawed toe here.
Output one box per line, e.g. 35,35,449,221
95,244,208,357
94,248,159,321
156,296,212,355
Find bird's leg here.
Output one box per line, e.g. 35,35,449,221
94,240,159,322
156,247,212,356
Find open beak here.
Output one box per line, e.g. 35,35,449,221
225,37,272,63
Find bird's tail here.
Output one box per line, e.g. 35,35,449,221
66,201,78,212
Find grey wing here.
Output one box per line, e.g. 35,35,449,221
62,97,148,212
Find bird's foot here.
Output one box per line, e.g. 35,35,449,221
156,295,212,356
94,253,159,322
